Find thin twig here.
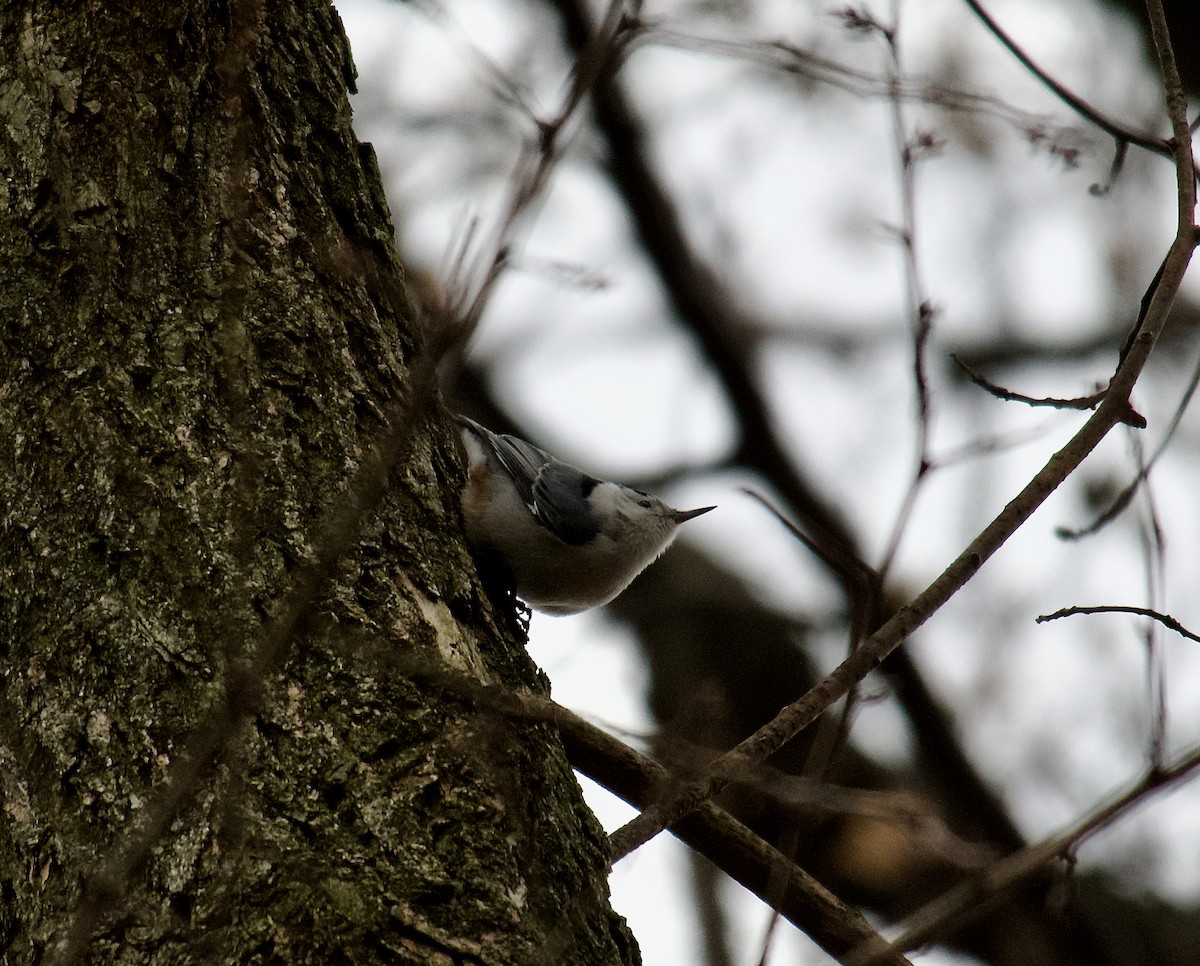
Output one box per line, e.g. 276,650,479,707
960,0,1169,160
928,416,1059,468
951,353,1147,428
873,0,939,584
740,488,879,609
450,0,632,350
1133,437,1170,768
641,24,1092,155
1036,604,1200,645
1057,346,1200,539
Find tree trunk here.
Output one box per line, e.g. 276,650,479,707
0,2,637,962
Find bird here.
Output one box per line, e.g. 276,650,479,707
455,415,715,616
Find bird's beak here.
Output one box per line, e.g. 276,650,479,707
672,505,716,524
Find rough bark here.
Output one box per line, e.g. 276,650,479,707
0,2,637,962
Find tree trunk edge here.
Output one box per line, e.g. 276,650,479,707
0,2,638,962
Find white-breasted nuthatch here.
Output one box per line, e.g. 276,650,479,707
456,415,715,616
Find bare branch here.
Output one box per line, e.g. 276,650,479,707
1058,316,1200,540
382,652,914,966
951,354,1147,428
845,744,1200,964
874,0,939,584
960,0,1169,162
444,0,634,366
1036,604,1200,645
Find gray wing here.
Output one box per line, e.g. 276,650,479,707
478,429,553,508
529,461,601,545
461,417,600,545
